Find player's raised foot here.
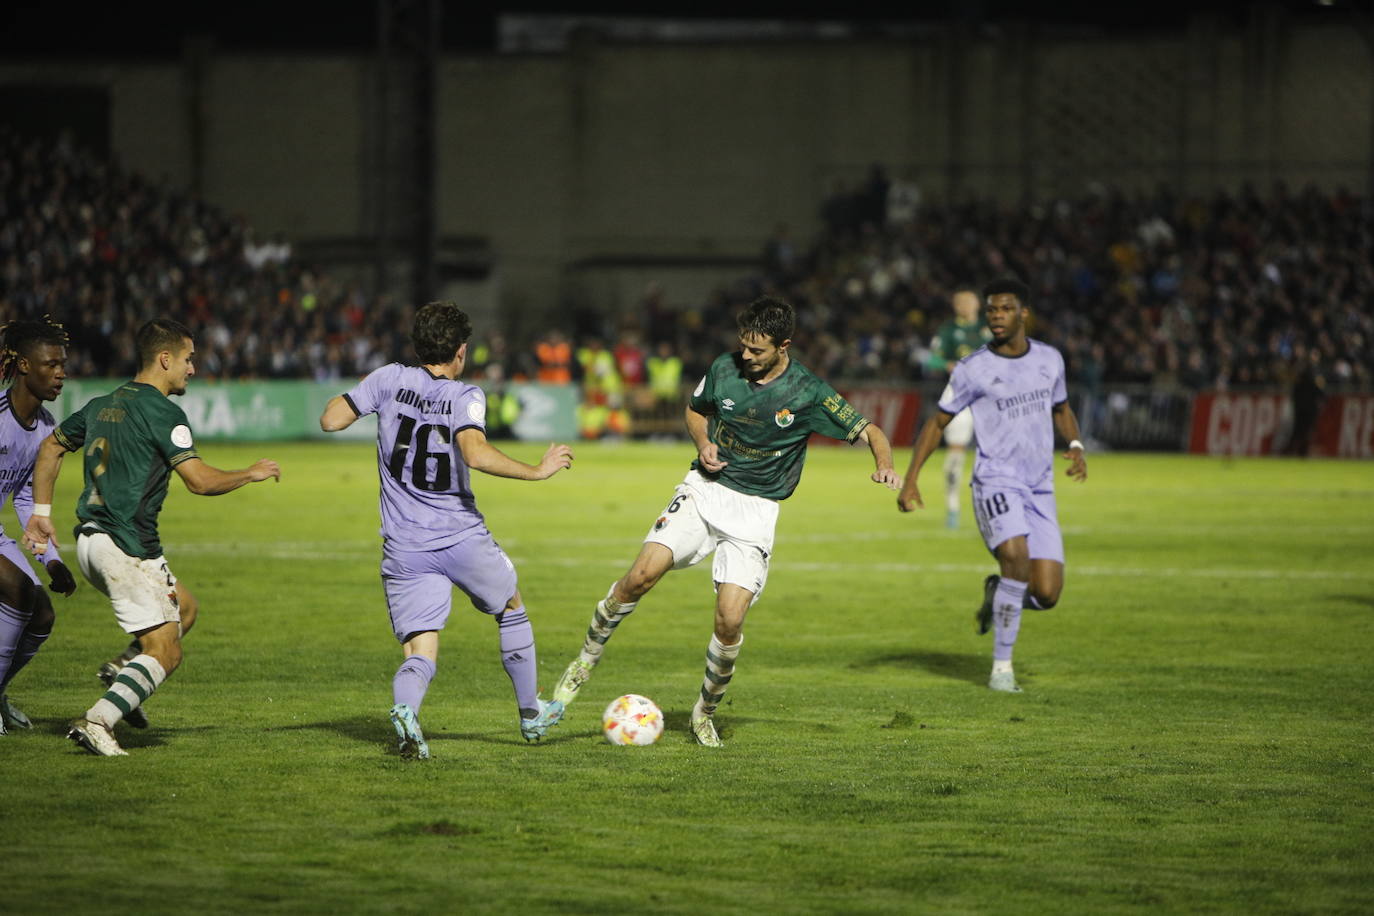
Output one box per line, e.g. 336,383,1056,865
389,703,430,759
690,711,723,748
975,574,999,635
520,698,564,742
0,692,32,730
97,661,149,729
551,657,597,709
67,717,127,756
988,670,1023,693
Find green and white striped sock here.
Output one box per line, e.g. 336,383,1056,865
577,585,637,667
694,633,742,718
87,654,167,729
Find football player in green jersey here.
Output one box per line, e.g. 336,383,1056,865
551,297,900,746
25,318,280,756
926,287,992,529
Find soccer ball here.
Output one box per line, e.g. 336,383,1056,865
602,694,664,746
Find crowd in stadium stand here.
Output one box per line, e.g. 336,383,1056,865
2,128,1370,398
768,169,1373,394
0,126,410,383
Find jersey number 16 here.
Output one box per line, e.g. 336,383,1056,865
388,415,453,492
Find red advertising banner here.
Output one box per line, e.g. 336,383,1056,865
813,388,923,446
1189,392,1373,458
1188,393,1289,456
1310,395,1374,459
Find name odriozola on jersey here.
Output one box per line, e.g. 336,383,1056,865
690,352,870,501
938,340,1067,489
54,381,200,560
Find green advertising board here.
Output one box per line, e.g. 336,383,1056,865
54,380,578,443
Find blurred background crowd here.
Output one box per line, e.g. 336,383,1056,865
3,127,1370,400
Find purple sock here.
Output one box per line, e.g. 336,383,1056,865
0,602,29,686
1,624,51,690
993,577,1027,662
497,607,538,716
392,654,436,711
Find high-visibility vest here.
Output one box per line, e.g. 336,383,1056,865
536,341,572,384
647,354,683,399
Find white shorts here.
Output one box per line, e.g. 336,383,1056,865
643,470,778,603
943,408,974,448
76,532,181,634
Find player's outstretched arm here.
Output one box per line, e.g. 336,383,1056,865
320,395,359,432
22,434,68,554
457,428,573,481
857,424,899,490
176,457,281,495
1052,401,1087,482
897,412,953,513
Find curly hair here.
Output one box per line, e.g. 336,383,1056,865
982,276,1031,305
412,301,473,364
737,296,795,346
0,316,68,382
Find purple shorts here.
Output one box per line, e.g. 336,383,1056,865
0,536,42,587
380,530,518,642
970,478,1065,564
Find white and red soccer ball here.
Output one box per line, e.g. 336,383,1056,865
602,694,664,746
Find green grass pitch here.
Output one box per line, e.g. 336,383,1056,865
3,442,1371,914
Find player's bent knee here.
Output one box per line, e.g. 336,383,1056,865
622,566,665,599
1029,591,1059,610
27,591,55,631
18,579,53,624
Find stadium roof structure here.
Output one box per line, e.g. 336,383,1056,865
0,1,1352,58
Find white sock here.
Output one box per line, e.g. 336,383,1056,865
943,449,964,514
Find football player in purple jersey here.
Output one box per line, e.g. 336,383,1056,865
0,318,77,734
899,277,1087,692
321,301,573,757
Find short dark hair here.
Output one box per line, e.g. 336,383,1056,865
136,318,193,370
982,276,1030,304
737,296,795,346
0,316,68,382
413,301,473,364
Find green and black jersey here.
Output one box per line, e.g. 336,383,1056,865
53,381,200,560
689,353,870,501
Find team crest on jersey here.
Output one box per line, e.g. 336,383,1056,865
774,408,795,428
653,515,669,531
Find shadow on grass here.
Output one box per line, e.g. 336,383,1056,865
857,650,987,686
1332,593,1374,610
267,706,794,753
37,719,212,752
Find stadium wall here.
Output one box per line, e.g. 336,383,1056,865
2,16,1371,324
50,381,1374,458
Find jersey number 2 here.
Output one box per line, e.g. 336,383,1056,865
387,416,453,492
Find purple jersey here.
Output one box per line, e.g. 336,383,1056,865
0,390,60,564
345,363,489,551
938,339,1068,490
